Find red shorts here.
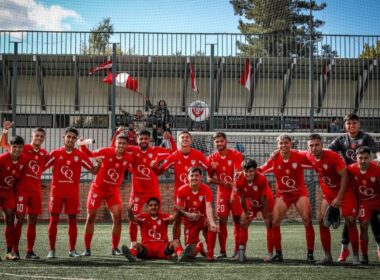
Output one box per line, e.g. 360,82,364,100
358,202,380,222
246,196,275,221
15,190,42,215
129,192,161,215
139,241,172,259
277,188,309,208
49,196,80,215
87,188,122,210
323,188,357,218
217,193,242,219
0,191,16,210
184,218,208,245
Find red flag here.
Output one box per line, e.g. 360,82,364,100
240,58,252,91
103,72,138,91
189,63,199,93
89,60,112,75
322,63,331,81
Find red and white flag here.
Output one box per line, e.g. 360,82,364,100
88,60,112,75
240,58,252,91
189,63,199,93
103,72,138,91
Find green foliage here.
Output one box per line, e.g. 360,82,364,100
360,41,380,58
230,0,327,57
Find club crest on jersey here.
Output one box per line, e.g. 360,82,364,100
277,165,282,170
39,152,44,156
253,186,258,191
199,196,204,201
18,196,23,202
134,197,140,202
74,156,79,162
157,220,161,225
93,193,98,198
148,153,153,158
292,163,297,169
228,160,232,166
191,160,196,165
323,164,328,170
370,177,376,182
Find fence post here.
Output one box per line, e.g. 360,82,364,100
309,0,315,133
111,43,117,135
209,44,215,131
12,42,19,136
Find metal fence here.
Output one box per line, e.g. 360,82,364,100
1,31,380,152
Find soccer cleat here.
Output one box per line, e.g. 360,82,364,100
271,252,283,263
238,245,247,263
360,255,369,265
337,248,350,262
47,250,56,259
13,252,21,261
214,252,227,259
25,251,40,260
112,248,123,256
4,252,18,261
306,253,316,263
230,251,238,260
196,241,207,257
263,253,274,262
352,255,361,266
317,255,333,265
69,250,81,258
121,245,137,262
178,245,192,262
82,249,91,257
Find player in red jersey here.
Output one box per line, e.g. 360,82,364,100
44,127,98,259
1,121,48,260
259,134,315,262
175,167,218,261
79,134,133,256
157,131,209,240
235,159,275,262
121,197,184,262
303,134,359,265
347,146,380,264
111,128,176,247
207,132,243,259
0,135,25,260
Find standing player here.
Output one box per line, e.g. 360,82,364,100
328,113,380,262
157,131,209,241
207,132,243,258
304,134,359,265
235,159,275,262
44,127,98,258
111,128,176,247
1,121,48,259
121,197,184,261
175,167,218,261
80,134,133,256
0,135,25,260
347,146,380,264
259,134,315,262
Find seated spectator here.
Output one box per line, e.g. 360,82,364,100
119,107,147,131
152,123,172,147
146,98,171,128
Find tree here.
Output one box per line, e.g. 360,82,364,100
320,44,338,58
82,17,121,55
359,41,380,58
230,0,327,57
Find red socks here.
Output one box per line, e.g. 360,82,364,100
272,225,282,251
233,222,240,252
207,230,217,259
48,215,59,251
239,227,248,250
84,233,93,250
13,222,22,252
218,222,228,253
319,225,331,253
26,223,37,252
129,222,138,243
305,223,315,251
68,217,77,251
112,234,121,250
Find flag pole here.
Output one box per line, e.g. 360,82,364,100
111,43,117,136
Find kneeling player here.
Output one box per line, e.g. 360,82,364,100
121,197,184,261
175,167,218,261
348,146,380,264
235,159,275,262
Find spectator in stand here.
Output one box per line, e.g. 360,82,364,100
152,123,172,147
328,117,340,133
146,98,171,128
119,107,147,131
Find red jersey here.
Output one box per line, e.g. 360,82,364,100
84,147,133,192
45,147,93,198
235,172,271,208
16,144,49,193
260,150,311,197
177,183,213,222
160,148,209,193
0,153,26,193
347,162,380,205
301,149,346,197
208,148,243,198
135,212,171,243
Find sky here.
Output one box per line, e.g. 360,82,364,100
0,0,379,35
